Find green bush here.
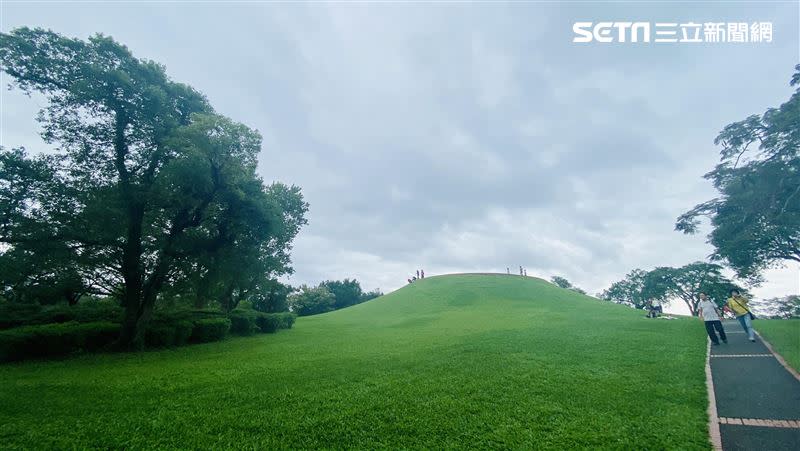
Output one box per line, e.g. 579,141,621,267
229,311,258,336
254,312,296,333
278,312,296,329
0,321,120,362
145,320,194,348
255,313,280,333
190,318,231,343
0,302,123,330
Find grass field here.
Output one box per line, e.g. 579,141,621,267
756,319,800,372
0,274,710,449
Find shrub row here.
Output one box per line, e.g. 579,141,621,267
0,302,123,330
0,321,120,362
0,308,296,361
229,310,296,335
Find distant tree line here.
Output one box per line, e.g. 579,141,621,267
599,262,744,316
289,279,383,316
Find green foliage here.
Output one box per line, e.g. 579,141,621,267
320,278,364,310
550,276,572,289
600,269,649,309
751,295,800,319
254,313,281,333
249,311,296,333
189,318,231,343
360,289,384,303
0,28,307,349
145,320,194,348
276,312,296,329
289,285,336,316
228,310,258,336
0,301,122,330
677,64,800,281
550,276,586,295
251,280,294,313
0,275,708,448
642,262,744,316
0,321,120,362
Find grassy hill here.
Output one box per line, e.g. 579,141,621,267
0,274,709,449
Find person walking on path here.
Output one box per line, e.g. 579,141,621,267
725,289,756,342
698,293,727,345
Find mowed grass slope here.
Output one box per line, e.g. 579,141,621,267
756,319,800,372
0,274,709,449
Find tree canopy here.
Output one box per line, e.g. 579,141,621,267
642,262,744,316
676,64,800,282
599,269,649,309
0,28,307,348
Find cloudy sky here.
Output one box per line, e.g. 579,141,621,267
2,1,798,313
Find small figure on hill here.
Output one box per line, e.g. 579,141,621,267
519,266,523,276
416,270,420,279
420,269,425,279
698,292,727,345
523,269,527,277
407,278,413,284
724,289,756,342
507,267,510,275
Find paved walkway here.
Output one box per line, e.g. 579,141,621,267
707,320,800,450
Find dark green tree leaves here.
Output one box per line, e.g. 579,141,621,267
677,65,800,282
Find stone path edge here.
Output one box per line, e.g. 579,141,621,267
706,339,724,450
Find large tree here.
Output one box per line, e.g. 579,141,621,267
676,65,800,282
0,28,307,348
320,278,365,310
642,262,744,316
600,269,649,309
289,285,335,316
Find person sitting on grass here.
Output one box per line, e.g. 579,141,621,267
698,293,727,346
724,289,756,342
645,301,661,318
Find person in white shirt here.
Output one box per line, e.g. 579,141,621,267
698,292,727,345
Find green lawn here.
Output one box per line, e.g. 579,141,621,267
0,274,709,449
756,319,800,372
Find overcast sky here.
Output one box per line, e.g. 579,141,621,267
2,1,798,314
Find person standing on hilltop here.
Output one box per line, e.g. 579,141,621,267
420,269,425,279
416,270,420,279
724,289,756,342
519,266,523,276
698,293,727,346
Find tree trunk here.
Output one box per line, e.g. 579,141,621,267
115,202,146,350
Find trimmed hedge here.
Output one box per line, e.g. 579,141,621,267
190,318,231,343
278,312,296,330
229,311,258,336
0,321,120,362
253,312,296,333
0,307,294,361
0,302,123,330
145,320,194,348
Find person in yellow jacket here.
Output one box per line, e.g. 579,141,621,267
725,289,755,342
